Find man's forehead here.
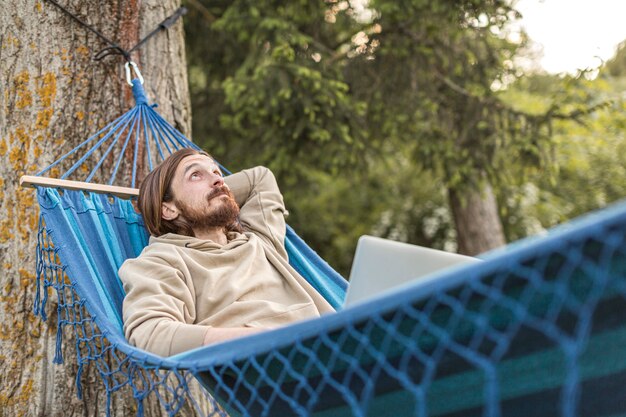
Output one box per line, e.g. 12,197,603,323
178,154,219,171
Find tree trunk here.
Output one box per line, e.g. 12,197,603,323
0,1,191,416
448,182,506,256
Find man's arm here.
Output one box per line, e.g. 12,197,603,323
225,166,289,256
121,255,209,356
202,327,264,346
120,254,268,356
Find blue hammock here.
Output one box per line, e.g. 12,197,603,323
30,70,626,417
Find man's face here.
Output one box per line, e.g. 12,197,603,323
162,154,239,230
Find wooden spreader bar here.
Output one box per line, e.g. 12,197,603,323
20,175,139,200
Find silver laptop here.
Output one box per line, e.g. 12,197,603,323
344,235,481,306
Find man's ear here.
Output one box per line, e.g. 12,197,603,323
161,201,180,221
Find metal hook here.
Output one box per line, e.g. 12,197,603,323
124,61,144,86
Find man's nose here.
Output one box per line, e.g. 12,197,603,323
210,173,224,187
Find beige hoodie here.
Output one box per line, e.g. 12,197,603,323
119,166,334,357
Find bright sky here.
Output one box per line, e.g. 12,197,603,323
515,0,626,74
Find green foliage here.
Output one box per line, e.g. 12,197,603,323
184,0,366,180
284,150,454,276
219,63,363,176
604,40,626,77
497,69,626,241
356,0,547,191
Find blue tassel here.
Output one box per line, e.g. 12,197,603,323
53,317,64,364
40,279,49,322
75,363,83,400
34,264,42,318
106,389,112,417
34,217,49,320
136,398,144,417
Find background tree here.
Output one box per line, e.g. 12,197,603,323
604,40,626,78
0,1,189,415
497,57,626,241
348,0,562,255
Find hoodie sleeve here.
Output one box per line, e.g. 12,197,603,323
225,166,288,259
119,252,211,357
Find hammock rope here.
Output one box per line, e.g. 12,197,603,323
26,65,626,417
44,0,187,62
35,79,201,187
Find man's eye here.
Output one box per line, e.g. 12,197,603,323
191,172,201,179
214,170,222,177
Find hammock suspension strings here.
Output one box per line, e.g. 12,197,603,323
35,75,200,188
44,0,187,62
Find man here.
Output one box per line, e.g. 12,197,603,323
119,149,335,357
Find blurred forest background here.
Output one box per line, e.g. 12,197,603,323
182,0,626,277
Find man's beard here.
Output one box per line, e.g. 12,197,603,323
175,186,240,231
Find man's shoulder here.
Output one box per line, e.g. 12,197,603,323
120,237,183,269
119,243,184,285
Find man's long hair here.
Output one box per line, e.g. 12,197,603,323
138,149,242,237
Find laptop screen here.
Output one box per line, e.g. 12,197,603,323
344,235,480,307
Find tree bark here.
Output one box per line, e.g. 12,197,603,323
0,1,191,416
448,182,506,256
